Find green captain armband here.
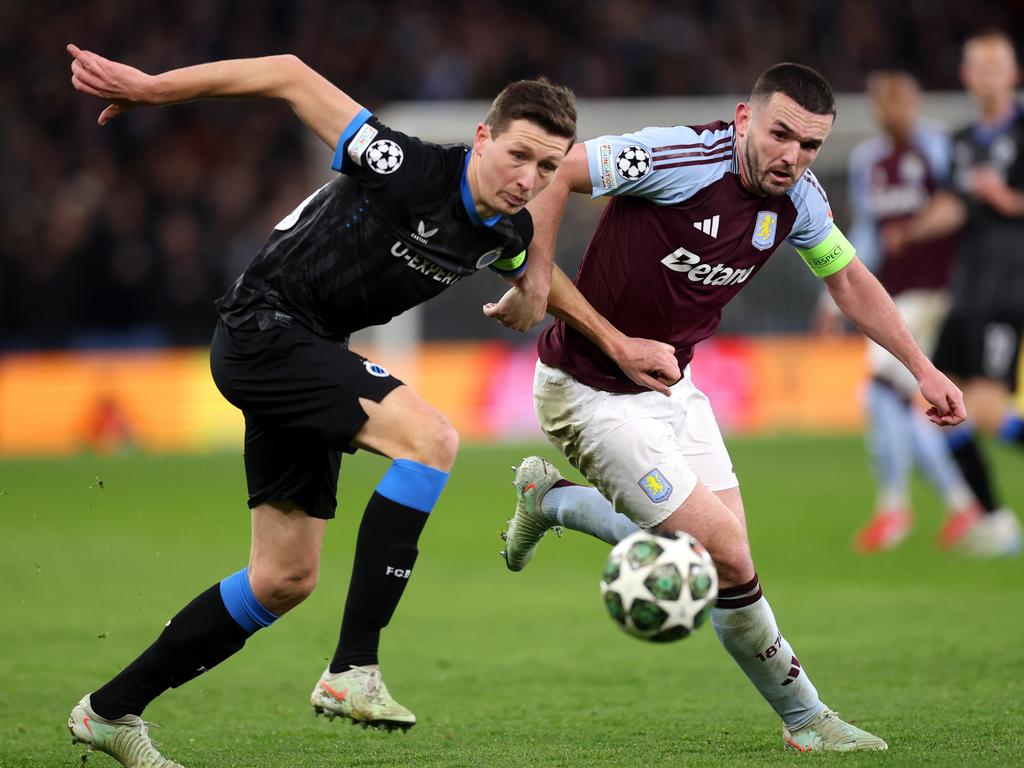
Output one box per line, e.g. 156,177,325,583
796,226,855,278
491,249,527,274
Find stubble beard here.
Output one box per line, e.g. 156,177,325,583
741,143,773,196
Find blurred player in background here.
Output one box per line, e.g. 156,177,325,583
488,63,965,752
816,71,982,552
885,30,1024,556
66,44,576,767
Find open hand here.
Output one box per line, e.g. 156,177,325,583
67,43,157,124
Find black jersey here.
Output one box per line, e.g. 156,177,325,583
947,104,1024,310
216,111,533,341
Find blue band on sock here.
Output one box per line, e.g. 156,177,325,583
998,413,1024,442
219,568,278,634
375,459,449,513
946,423,975,451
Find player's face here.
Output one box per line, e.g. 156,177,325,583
961,38,1019,104
869,75,919,144
473,120,573,216
735,93,833,196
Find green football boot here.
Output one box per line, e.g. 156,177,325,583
501,456,563,572
68,695,185,767
311,665,415,732
782,707,888,752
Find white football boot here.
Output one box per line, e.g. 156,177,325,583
311,665,415,732
957,508,1023,557
782,707,888,752
68,694,185,767
501,456,563,571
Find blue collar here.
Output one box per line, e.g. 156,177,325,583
460,151,502,227
972,103,1022,145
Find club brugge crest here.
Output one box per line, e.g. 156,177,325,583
476,249,502,268
751,211,778,251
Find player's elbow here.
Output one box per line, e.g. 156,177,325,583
270,54,312,100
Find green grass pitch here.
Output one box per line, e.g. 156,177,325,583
1,436,1021,767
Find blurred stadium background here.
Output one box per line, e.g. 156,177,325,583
3,0,1024,453
4,4,1024,767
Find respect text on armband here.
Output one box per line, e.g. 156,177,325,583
809,243,846,270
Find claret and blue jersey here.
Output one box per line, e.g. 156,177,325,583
847,123,957,296
539,120,854,392
216,110,532,342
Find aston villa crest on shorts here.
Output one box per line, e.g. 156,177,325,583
752,211,778,251
638,468,673,503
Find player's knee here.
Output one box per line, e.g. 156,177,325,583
434,418,460,469
409,411,459,470
710,537,755,588
250,564,319,615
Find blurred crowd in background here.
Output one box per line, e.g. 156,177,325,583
3,0,1023,348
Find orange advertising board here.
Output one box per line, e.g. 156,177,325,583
0,336,931,456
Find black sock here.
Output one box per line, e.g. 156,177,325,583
330,493,429,672
90,584,250,719
949,434,1000,513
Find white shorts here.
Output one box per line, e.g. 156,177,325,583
867,289,950,398
533,361,738,529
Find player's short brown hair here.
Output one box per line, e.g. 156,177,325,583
751,63,837,118
485,77,577,142
963,28,1019,61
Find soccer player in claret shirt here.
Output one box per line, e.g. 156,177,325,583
886,30,1024,556
65,44,575,767
488,63,966,753
817,71,982,552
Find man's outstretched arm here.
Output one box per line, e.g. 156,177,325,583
824,256,966,425
544,266,680,396
67,44,360,150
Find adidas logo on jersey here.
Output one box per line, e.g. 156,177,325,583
693,215,720,238
661,245,753,286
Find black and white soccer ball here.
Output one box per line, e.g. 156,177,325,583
366,140,404,174
616,145,651,180
601,530,718,642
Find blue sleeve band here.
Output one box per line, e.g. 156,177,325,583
489,262,527,278
331,108,373,172
219,567,278,634
375,459,450,513
998,414,1024,442
945,423,976,451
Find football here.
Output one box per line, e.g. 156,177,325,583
600,529,718,642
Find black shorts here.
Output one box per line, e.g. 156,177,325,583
210,317,403,519
932,306,1024,391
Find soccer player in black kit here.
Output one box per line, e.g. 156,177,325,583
887,30,1024,556
65,44,576,767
